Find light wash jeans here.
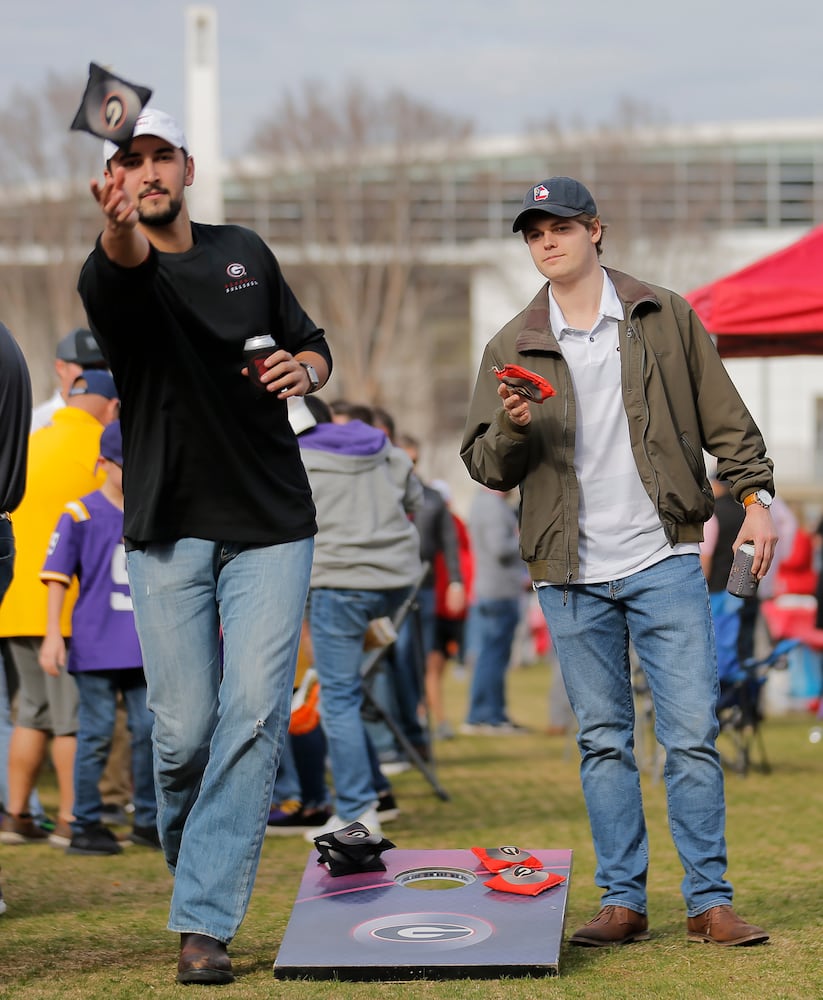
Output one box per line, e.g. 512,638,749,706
536,554,732,917
127,536,312,943
72,669,156,830
309,586,410,820
464,597,521,725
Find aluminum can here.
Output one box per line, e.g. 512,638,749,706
726,542,758,598
243,334,277,391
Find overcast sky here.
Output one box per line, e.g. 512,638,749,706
3,0,821,159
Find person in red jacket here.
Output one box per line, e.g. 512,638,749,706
774,514,817,597
429,481,474,739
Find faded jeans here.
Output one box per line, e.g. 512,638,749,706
309,586,411,820
127,536,312,942
536,554,732,917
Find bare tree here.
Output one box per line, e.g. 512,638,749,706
0,72,99,400
245,81,473,421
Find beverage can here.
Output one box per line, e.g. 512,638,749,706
243,334,277,391
726,542,758,598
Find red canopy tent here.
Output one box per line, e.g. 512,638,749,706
686,225,823,358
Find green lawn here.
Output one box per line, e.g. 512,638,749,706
1,662,821,999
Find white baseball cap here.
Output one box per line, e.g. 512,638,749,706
103,107,188,164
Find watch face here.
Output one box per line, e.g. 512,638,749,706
756,489,773,507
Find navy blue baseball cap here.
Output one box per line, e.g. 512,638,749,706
512,177,598,232
68,369,118,401
100,419,123,465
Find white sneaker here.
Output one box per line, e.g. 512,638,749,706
380,760,411,776
303,807,382,844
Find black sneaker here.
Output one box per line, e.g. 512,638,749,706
376,791,400,823
128,824,161,849
67,822,123,856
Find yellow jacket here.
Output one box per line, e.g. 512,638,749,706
0,408,105,637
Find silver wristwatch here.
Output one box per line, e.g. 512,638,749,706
299,363,320,394
742,489,773,510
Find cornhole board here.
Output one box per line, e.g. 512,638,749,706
274,847,573,981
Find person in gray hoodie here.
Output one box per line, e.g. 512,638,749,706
297,399,423,838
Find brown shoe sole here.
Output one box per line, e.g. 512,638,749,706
570,928,651,947
176,967,236,984
687,930,769,946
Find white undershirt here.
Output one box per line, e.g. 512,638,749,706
546,269,698,583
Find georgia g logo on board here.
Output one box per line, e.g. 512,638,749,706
353,912,494,950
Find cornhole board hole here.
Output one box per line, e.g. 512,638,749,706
274,847,573,981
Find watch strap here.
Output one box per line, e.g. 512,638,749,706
299,362,320,393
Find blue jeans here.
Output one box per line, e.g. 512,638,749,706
73,669,156,829
127,537,312,943
465,597,521,725
309,587,410,819
536,554,732,917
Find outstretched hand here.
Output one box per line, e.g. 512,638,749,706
498,382,531,426
90,165,138,230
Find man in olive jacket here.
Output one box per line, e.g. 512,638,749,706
461,177,777,949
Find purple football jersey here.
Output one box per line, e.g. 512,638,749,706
41,489,142,672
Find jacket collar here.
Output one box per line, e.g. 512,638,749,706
514,267,662,353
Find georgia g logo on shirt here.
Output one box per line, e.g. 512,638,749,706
225,261,259,294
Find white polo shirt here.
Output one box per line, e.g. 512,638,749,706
547,269,698,583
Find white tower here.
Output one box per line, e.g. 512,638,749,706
184,5,223,224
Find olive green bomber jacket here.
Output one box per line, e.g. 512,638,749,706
460,267,775,584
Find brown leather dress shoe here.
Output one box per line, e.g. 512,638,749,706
569,905,650,946
177,932,235,985
687,905,769,946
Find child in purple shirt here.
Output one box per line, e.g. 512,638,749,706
40,420,157,855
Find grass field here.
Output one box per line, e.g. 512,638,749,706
1,661,821,999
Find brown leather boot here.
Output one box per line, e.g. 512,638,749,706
569,905,650,946
177,932,235,984
687,905,769,946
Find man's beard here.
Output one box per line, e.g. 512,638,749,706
138,195,183,227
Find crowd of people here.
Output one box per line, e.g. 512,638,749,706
0,102,806,981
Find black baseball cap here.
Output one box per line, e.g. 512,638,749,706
55,328,106,367
512,177,598,232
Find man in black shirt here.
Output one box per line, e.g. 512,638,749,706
0,321,31,921
0,322,31,604
78,108,331,985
